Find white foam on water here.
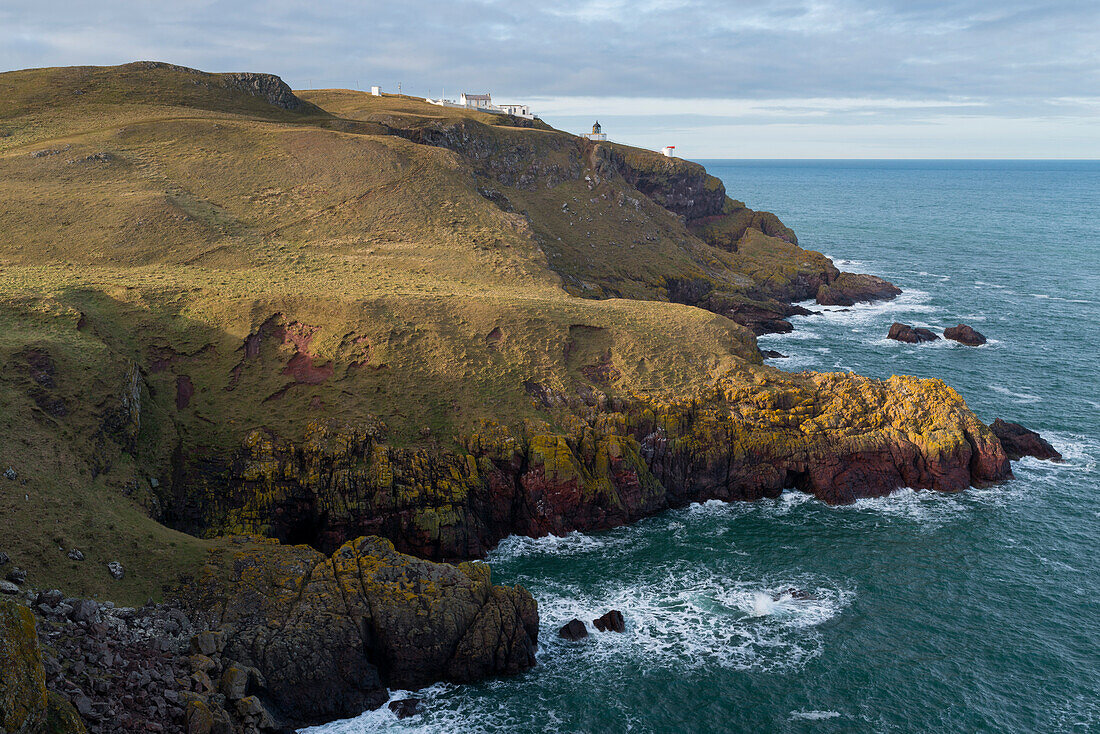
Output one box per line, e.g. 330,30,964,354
824,256,867,269
989,385,1043,404
789,710,842,721
917,271,951,281
488,530,618,562
1030,293,1051,299
533,569,854,676
836,487,972,526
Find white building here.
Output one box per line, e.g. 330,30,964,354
460,93,493,109
582,121,607,142
498,103,531,117
370,85,382,96
662,145,676,157
426,92,538,120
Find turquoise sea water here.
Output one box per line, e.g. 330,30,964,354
307,161,1100,733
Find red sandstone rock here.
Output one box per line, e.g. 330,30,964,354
944,324,987,346
990,419,1062,462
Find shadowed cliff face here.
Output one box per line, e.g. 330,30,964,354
174,536,538,728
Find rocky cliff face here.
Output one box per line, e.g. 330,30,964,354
174,536,537,728
165,368,1010,561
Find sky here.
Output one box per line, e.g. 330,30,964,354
2,0,1098,158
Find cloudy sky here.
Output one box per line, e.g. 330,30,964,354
3,0,1098,157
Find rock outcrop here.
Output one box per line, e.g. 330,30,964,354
888,323,939,343
593,610,625,632
990,419,1063,462
944,323,987,346
0,598,85,734
816,272,901,306
174,536,538,728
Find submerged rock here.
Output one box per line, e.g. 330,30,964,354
944,323,987,346
559,619,589,641
990,419,1063,462
388,698,420,719
888,322,938,343
761,350,788,359
593,610,626,633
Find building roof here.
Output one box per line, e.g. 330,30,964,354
462,93,491,100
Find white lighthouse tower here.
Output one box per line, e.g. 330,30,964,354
662,145,676,157
583,121,607,141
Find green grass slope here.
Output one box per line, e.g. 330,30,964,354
0,63,936,600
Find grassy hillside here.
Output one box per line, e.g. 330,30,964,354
0,63,992,601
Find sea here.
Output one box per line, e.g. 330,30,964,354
305,160,1100,733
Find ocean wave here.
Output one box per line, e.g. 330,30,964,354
488,530,618,562
989,385,1043,404
532,568,853,675
789,710,843,721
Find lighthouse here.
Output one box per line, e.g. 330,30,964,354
583,121,607,142
662,145,676,157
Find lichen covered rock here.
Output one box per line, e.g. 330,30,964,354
175,536,538,728
175,365,1010,560
1,599,47,733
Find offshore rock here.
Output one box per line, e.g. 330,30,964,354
593,610,625,633
559,619,588,641
990,419,1063,462
816,272,901,306
888,323,938,343
944,323,987,346
174,536,537,729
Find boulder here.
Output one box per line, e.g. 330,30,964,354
760,350,788,360
944,323,987,346
990,419,1063,462
559,619,588,641
0,581,19,595
219,665,249,700
388,698,420,719
190,631,226,657
0,552,8,566
6,568,27,585
67,549,85,562
69,599,99,624
45,690,88,733
185,698,214,734
887,322,938,344
592,610,625,633
106,561,125,580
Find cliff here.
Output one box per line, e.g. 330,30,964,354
0,61,1019,729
